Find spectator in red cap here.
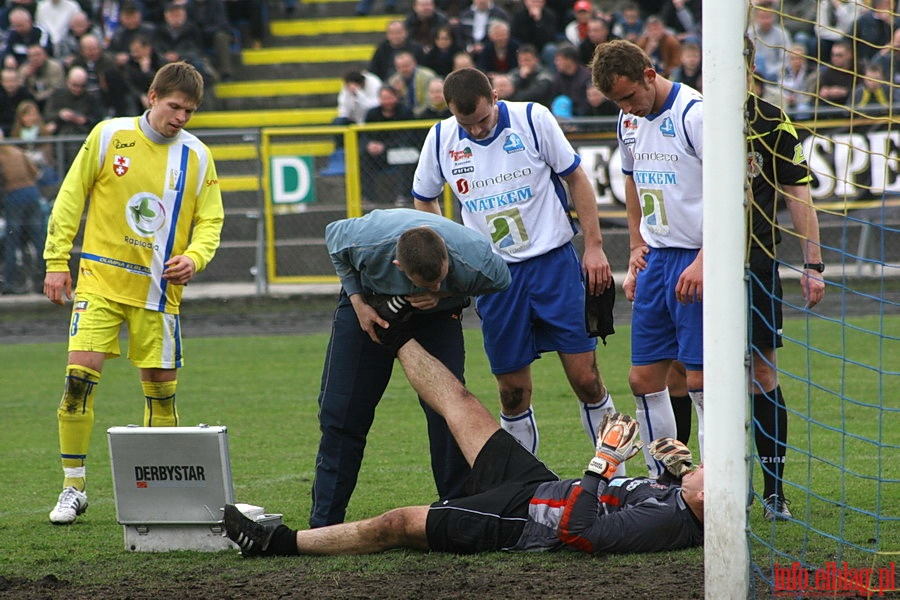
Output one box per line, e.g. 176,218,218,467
565,0,595,46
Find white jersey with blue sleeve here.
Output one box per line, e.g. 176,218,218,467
618,82,703,249
412,101,580,263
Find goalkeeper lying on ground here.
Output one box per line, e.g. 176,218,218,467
225,331,703,557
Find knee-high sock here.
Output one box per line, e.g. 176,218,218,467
581,392,625,476
58,366,101,491
142,380,178,427
501,406,538,455
634,389,676,478
753,386,786,498
670,394,693,444
689,390,704,459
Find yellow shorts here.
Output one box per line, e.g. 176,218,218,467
68,292,183,369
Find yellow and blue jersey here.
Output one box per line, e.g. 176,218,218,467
45,116,224,314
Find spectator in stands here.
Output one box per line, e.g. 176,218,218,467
456,0,509,57
813,0,858,63
123,34,166,111
670,40,701,92
585,84,618,116
388,49,437,117
354,0,396,17
452,49,474,71
423,24,460,77
659,0,701,42
71,33,131,116
337,69,382,126
54,10,102,68
419,76,450,119
852,0,895,69
186,0,235,81
874,26,900,87
564,0,594,47
404,0,449,53
636,15,681,78
35,0,80,46
368,19,425,82
610,1,642,43
223,0,267,48
808,39,856,109
3,6,53,68
851,60,894,111
578,15,614,66
0,140,45,295
0,66,36,135
11,98,59,187
491,71,514,99
18,42,63,110
746,0,792,84
509,43,554,106
42,66,103,165
154,1,217,85
551,42,591,116
475,18,518,76
510,0,558,68
780,42,812,116
108,1,157,66
359,85,418,208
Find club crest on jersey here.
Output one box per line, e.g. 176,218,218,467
503,134,525,154
125,194,167,237
659,117,675,137
113,155,130,176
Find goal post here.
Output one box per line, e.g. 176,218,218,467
702,1,750,598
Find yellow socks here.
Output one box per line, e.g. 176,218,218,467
142,380,178,427
58,366,101,492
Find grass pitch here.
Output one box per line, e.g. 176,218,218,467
0,316,895,597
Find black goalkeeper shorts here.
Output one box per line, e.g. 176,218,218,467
425,430,558,554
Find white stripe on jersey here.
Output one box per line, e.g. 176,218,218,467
618,82,704,249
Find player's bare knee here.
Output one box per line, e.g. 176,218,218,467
375,508,416,544
499,387,529,414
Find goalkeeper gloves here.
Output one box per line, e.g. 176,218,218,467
586,412,643,480
648,437,695,479
371,295,414,323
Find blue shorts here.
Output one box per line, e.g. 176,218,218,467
631,247,703,368
476,243,596,375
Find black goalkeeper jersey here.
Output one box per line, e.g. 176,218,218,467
746,93,814,254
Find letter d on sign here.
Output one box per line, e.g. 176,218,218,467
271,156,315,206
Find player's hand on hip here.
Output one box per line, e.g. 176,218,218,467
44,271,73,305
583,245,612,295
628,244,649,273
162,255,196,285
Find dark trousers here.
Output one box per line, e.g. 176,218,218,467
309,291,470,528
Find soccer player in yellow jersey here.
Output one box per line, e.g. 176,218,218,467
42,61,224,524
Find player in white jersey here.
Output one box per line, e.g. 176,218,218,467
591,40,705,478
412,67,620,459
42,62,224,524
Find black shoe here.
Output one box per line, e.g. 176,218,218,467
223,504,275,556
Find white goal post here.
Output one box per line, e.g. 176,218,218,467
702,1,750,598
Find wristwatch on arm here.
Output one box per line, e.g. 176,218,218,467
803,262,825,273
